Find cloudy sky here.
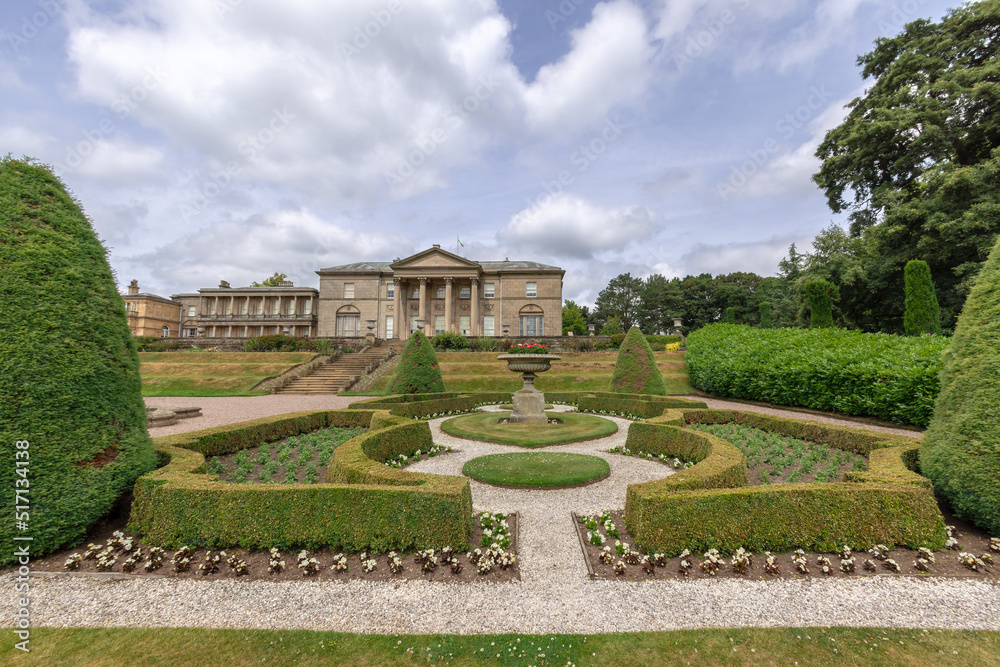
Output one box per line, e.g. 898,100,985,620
1,0,959,304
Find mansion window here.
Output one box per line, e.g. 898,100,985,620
272,299,280,315
483,315,495,337
386,283,394,298
344,283,355,299
303,299,312,315
385,315,394,339
526,282,537,298
209,301,216,315
436,286,446,299
435,316,445,334
519,315,543,336
459,316,471,335
459,286,471,299
241,300,248,315
411,287,420,298
484,283,495,298
161,326,170,337
188,305,196,317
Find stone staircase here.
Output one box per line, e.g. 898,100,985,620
276,344,393,395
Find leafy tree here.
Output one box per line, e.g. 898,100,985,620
676,273,720,331
609,326,667,395
903,260,941,335
805,280,838,328
777,242,808,280
920,233,1000,534
562,300,588,336
0,158,156,563
814,1,1000,331
594,273,643,330
251,272,289,287
759,301,772,328
723,307,735,324
386,331,445,394
599,315,622,336
637,274,682,334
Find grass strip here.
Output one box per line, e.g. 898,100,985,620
462,452,610,488
440,412,617,447
5,627,997,666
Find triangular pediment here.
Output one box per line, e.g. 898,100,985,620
390,247,481,271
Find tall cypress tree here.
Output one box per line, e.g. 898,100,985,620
759,301,772,328
386,330,445,394
723,307,735,324
903,260,941,335
805,280,838,328
920,234,1000,534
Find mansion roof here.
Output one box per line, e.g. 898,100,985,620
318,247,562,275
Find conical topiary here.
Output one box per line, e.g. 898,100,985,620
903,259,941,335
609,326,667,395
0,158,157,563
919,235,1000,535
387,330,445,394
723,307,735,324
759,301,772,328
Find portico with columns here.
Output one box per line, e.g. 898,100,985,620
317,245,563,340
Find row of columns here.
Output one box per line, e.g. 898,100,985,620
391,276,480,339
203,295,314,318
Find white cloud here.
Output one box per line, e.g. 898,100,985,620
524,1,654,133
502,193,659,259
0,124,53,157
679,235,812,276
73,138,165,183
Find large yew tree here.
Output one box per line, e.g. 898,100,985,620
813,0,1000,332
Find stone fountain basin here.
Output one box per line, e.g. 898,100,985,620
496,353,561,373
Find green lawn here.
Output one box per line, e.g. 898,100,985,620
462,452,610,488
441,411,617,447
367,350,692,395
6,627,997,666
139,351,316,396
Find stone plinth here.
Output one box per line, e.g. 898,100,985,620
509,388,547,424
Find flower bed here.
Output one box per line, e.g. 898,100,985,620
576,510,998,581
208,426,365,484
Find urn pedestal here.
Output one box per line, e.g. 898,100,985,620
497,354,561,424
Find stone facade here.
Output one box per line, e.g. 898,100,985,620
179,280,319,338
123,280,182,337
316,246,564,339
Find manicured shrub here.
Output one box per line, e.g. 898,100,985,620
609,327,667,395
0,158,157,563
723,307,735,324
609,333,626,349
920,236,1000,535
805,280,837,328
903,259,941,336
759,301,772,328
432,331,470,350
685,324,948,426
241,335,311,352
386,331,445,394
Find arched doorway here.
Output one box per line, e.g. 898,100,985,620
518,304,544,337
336,305,361,337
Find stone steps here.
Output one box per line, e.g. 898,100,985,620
276,347,392,395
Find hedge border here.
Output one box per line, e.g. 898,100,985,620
129,410,472,552
624,409,945,555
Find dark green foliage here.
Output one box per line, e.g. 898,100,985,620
241,335,312,352
0,158,156,563
386,331,445,394
609,333,626,348
685,324,948,426
903,260,941,335
431,331,470,350
723,307,735,324
130,410,472,551
623,411,944,555
759,302,772,328
921,234,1000,534
609,327,667,395
805,280,837,328
562,300,588,336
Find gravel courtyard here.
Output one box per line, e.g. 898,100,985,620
3,398,997,634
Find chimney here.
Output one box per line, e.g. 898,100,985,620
278,280,294,287
219,280,230,289
433,244,440,248
128,279,139,295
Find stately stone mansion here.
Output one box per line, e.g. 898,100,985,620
123,246,564,340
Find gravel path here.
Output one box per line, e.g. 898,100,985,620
9,399,995,633
144,395,357,437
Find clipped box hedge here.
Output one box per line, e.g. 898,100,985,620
685,324,948,426
624,409,945,555
129,410,472,551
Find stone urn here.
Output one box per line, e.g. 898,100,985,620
497,353,561,424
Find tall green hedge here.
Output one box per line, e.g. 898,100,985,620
609,326,667,395
920,236,1000,535
386,330,445,394
685,324,948,426
0,158,156,563
759,301,772,328
723,307,735,324
805,280,837,328
903,260,941,336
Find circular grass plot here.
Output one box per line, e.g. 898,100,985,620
440,411,617,447
462,452,611,489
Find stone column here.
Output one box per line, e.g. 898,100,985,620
418,277,429,337
392,276,402,339
470,277,480,337
444,277,454,333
